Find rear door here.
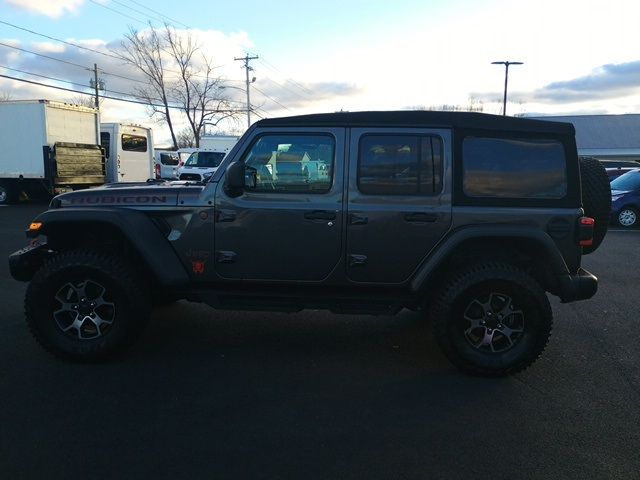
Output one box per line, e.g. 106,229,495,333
118,126,151,182
346,128,452,284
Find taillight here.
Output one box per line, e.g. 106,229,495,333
578,217,595,246
154,163,161,179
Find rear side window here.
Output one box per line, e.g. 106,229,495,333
122,134,148,152
358,135,443,195
463,137,567,199
159,153,179,166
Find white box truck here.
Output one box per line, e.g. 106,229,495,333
100,123,154,183
0,100,105,204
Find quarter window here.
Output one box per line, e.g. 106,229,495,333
358,135,443,195
463,137,567,199
121,134,148,152
243,134,334,193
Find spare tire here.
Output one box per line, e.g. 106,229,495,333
579,157,611,254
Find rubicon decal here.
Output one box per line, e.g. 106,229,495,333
69,195,168,204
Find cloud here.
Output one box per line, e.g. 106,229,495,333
473,60,640,106
5,0,84,18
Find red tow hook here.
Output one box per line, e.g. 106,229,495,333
578,217,595,246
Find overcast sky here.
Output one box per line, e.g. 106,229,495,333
1,0,640,145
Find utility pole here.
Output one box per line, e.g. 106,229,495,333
234,54,258,128
88,63,105,110
491,61,523,116
88,63,105,145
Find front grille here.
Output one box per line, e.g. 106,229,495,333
180,173,201,181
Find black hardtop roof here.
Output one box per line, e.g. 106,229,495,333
256,111,575,135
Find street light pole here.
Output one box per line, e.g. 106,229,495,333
491,61,523,116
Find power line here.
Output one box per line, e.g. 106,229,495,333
252,85,291,111
0,41,87,69
124,0,191,29
258,57,313,95
261,76,312,102
0,73,243,114
0,40,147,85
110,0,167,25
87,0,148,25
0,19,123,62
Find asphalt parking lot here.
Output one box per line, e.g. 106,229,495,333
1,202,639,479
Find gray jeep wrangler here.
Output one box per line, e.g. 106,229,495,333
9,111,611,376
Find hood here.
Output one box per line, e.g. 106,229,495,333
53,181,206,208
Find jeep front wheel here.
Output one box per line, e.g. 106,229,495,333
431,263,552,376
25,250,151,361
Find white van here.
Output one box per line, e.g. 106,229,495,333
153,150,180,179
100,123,153,183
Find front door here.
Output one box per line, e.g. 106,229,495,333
214,128,345,282
346,128,453,284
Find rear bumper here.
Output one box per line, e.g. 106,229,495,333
8,242,51,282
557,268,598,303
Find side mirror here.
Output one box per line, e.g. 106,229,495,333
225,161,245,189
224,162,257,196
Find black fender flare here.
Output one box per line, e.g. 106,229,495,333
410,224,571,293
31,207,189,286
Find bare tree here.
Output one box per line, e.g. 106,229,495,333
120,24,239,148
67,94,102,109
164,26,237,147
0,91,13,102
176,127,196,148
121,25,178,148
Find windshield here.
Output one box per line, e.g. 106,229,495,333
184,151,226,168
611,169,640,191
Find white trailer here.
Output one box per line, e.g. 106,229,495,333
100,123,154,183
0,100,104,204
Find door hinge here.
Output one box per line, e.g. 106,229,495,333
348,254,367,267
215,251,237,263
216,209,236,222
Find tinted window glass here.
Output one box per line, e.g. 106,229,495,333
358,135,443,195
100,132,110,159
159,153,179,166
121,134,147,152
185,151,225,167
463,137,567,199
243,134,334,193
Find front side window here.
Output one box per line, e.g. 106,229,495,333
358,135,443,195
463,137,567,199
121,134,147,152
185,151,225,168
243,134,334,193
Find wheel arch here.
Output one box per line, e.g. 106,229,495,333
31,208,189,286
411,225,571,299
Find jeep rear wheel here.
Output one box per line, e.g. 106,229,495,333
25,250,150,361
431,263,552,376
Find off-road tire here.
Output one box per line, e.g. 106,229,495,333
431,262,552,377
25,249,150,362
579,157,611,254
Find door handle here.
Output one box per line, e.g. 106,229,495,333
304,210,336,220
404,212,438,223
